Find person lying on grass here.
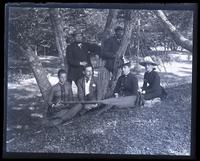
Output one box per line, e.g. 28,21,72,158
139,56,167,105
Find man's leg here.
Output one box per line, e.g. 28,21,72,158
44,104,83,127
53,104,83,120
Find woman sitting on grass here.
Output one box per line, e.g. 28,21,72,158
139,56,167,103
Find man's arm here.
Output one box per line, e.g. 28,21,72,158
67,82,74,101
114,77,121,96
141,72,148,91
92,78,98,100
77,79,85,101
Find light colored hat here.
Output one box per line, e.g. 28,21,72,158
139,56,158,66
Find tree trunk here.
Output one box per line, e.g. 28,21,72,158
20,46,52,103
102,10,118,41
155,10,193,53
49,8,68,72
106,10,134,97
96,10,118,100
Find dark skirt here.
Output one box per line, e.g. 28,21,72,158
143,86,167,100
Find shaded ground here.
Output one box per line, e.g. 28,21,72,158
5,83,191,155
5,55,192,156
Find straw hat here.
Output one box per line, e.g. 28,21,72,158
139,56,158,66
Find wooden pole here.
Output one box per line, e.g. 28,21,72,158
64,95,137,108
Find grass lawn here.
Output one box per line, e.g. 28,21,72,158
5,55,193,156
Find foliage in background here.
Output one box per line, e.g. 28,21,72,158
8,8,193,68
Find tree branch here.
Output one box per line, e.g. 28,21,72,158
155,10,193,53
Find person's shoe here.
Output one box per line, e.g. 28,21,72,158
144,100,152,107
152,98,161,105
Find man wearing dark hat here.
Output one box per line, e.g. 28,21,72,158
114,60,139,98
102,26,130,74
66,31,101,85
139,56,167,101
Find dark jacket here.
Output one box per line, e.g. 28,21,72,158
102,36,129,73
142,70,166,100
47,82,73,106
66,42,101,83
114,72,138,96
77,76,98,101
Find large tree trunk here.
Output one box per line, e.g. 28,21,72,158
106,10,134,97
96,10,134,115
49,8,68,72
20,46,52,103
96,10,118,100
102,9,118,41
155,10,193,53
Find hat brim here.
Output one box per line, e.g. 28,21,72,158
139,61,158,66
72,32,83,36
118,62,131,68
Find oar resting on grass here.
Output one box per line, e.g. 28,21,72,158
64,95,137,108
42,96,137,127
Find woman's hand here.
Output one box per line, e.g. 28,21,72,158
138,88,145,94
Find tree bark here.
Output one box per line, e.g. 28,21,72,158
49,8,68,72
106,10,134,97
96,10,118,100
20,46,52,103
101,10,118,41
155,10,193,53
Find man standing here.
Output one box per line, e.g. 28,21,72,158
66,31,101,85
102,26,130,74
114,60,138,98
77,65,98,114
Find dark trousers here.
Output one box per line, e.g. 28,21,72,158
44,104,83,127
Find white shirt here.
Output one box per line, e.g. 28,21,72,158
85,77,91,96
77,43,82,49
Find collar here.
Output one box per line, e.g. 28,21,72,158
85,76,92,81
124,72,130,77
147,69,154,74
114,35,122,41
59,82,65,86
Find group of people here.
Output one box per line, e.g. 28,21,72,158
45,26,167,126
